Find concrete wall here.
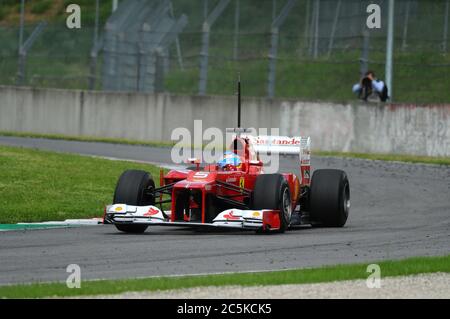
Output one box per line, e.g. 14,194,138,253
280,101,450,157
1,85,449,157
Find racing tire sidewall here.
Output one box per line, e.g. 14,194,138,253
252,174,292,233
113,169,155,233
309,169,350,227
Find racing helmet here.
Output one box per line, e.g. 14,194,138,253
218,151,242,171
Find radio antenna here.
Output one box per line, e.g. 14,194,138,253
237,73,241,128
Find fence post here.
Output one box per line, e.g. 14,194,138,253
88,0,100,90
267,0,297,98
88,51,98,90
301,0,310,55
360,30,370,77
169,1,184,70
233,0,240,60
267,27,279,99
204,0,208,20
327,0,341,58
272,0,277,21
385,0,395,101
155,49,165,93
308,0,316,57
136,42,141,91
443,0,449,53
112,0,118,12
313,0,320,59
199,23,211,95
198,0,231,95
16,52,26,86
17,0,25,85
401,0,410,51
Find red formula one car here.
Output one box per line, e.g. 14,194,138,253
104,131,350,234
105,80,349,234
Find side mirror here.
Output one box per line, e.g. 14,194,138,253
249,160,263,166
186,158,201,171
186,158,200,164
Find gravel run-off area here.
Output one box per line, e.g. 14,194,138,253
78,273,450,299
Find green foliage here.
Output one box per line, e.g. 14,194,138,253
0,0,449,103
30,0,53,15
0,6,8,21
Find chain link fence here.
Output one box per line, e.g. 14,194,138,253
0,0,449,103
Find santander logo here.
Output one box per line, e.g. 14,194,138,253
223,210,240,220
253,136,300,145
143,207,160,217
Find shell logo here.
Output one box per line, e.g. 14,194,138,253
115,206,123,212
143,207,160,217
252,211,260,218
223,211,240,220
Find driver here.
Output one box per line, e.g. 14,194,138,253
218,151,242,171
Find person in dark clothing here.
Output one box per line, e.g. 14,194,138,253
352,71,389,102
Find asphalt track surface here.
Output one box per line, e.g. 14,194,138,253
0,136,449,285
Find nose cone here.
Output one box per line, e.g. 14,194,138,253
186,171,217,183
174,171,217,190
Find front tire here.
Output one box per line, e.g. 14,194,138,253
309,169,350,227
252,174,292,233
113,170,155,233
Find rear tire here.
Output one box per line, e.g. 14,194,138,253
252,174,292,233
113,170,155,233
309,169,350,227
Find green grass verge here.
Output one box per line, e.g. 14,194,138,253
0,130,176,148
1,131,449,166
0,144,163,224
0,255,448,298
315,151,450,166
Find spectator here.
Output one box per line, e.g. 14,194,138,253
352,70,389,102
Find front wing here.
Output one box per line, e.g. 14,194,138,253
105,204,282,231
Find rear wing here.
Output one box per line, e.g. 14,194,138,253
226,76,311,184
242,135,311,185
242,135,310,155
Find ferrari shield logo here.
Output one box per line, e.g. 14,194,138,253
239,177,245,188
304,169,310,179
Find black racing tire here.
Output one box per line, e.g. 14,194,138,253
309,169,350,227
205,194,219,223
113,170,155,233
252,174,292,233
